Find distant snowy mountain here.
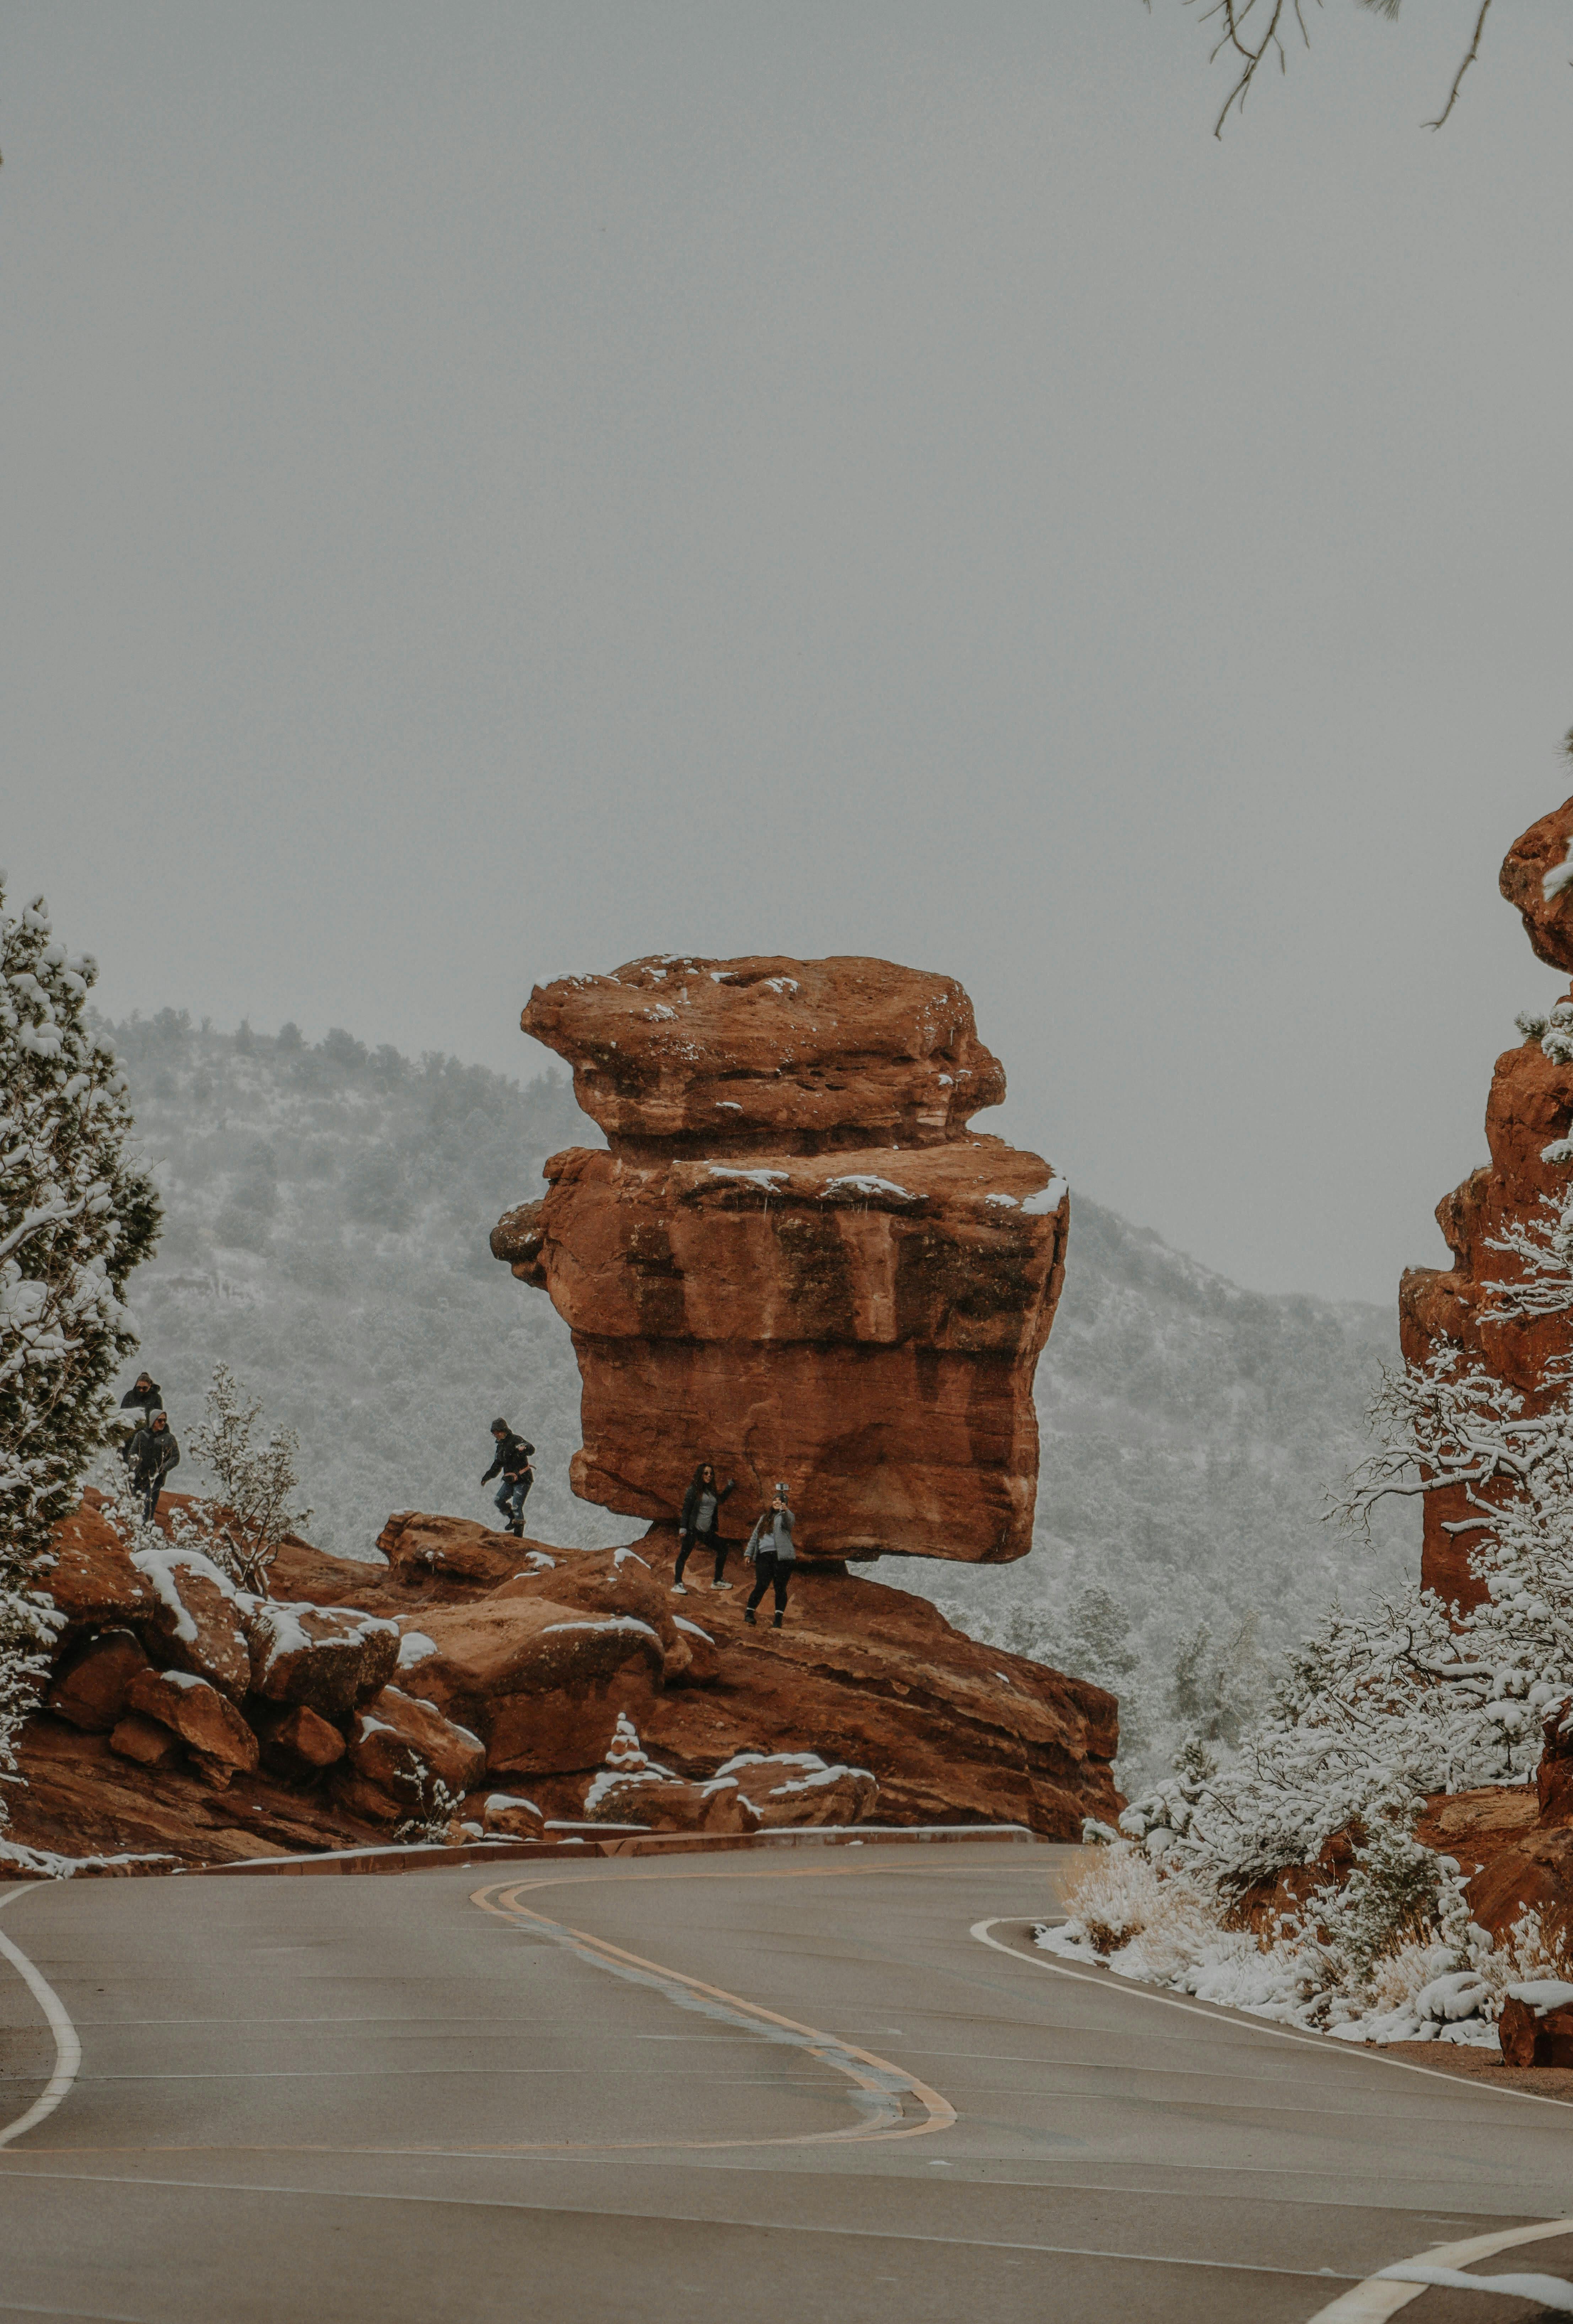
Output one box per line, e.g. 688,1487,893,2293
107,1010,1413,1785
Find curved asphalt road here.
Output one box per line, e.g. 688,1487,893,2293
1,1840,1570,2323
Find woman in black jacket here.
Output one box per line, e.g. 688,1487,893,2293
674,1461,735,1593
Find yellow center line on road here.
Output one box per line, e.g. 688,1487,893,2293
0,1856,959,2159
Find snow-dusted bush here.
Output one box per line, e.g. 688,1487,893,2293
1051,1832,1570,2046
1093,1089,1573,2040
170,1360,312,1596
1,882,160,1828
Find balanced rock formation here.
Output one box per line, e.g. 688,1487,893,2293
493,956,1068,1562
1400,796,1573,1607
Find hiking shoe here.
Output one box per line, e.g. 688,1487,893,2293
743,1608,756,1626
711,1579,733,1590
670,1582,688,1595
772,1612,783,1628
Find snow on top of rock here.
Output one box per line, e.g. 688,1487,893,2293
397,1631,438,1668
484,1792,542,1818
823,1174,915,1202
130,1545,236,1642
673,1616,714,1641
706,1165,789,1190
1506,1979,1573,2012
1020,1176,1068,1215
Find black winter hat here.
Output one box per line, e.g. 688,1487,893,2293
491,1418,509,1433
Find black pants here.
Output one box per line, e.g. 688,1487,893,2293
675,1529,726,1585
140,1479,163,1523
746,1552,790,1613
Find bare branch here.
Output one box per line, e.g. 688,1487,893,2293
1426,0,1493,129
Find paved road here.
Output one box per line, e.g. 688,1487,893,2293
1,1841,1570,2322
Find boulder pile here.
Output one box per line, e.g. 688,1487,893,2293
7,1495,1119,1872
492,956,1068,1564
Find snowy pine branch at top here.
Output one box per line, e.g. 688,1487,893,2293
171,1361,312,1596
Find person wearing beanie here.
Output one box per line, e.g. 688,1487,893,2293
128,1408,180,1523
481,1418,535,1537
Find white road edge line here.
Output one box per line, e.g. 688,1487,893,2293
968,1918,1573,2109
969,1920,1573,2323
0,1887,82,2151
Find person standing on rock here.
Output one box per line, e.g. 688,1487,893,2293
673,1461,736,1594
482,1418,535,1537
743,1483,796,1629
118,1372,163,1465
128,1408,180,1523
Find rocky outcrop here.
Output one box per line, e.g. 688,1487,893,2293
1400,798,1573,1606
7,1499,1118,1868
494,955,1068,1563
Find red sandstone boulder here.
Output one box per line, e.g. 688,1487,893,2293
242,1599,400,1724
1497,1984,1573,2067
108,1711,181,1770
332,1687,486,1824
130,1544,252,1701
1500,795,1573,973
377,1510,560,1592
395,1593,667,1778
35,1502,156,1630
124,1668,260,1788
482,1792,544,1837
267,1703,348,1770
45,1631,151,1733
716,1751,878,1830
486,1542,692,1677
518,955,1007,1153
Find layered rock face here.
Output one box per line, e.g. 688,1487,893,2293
494,956,1068,1562
1400,796,1573,1608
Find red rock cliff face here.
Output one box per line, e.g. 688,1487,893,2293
1401,795,1573,1608
493,955,1068,1562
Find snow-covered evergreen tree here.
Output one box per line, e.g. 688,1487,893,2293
0,880,161,1824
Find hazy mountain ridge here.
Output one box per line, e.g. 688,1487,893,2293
107,1010,1414,1784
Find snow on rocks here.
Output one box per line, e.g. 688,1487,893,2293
332,1687,486,1825
242,1598,400,1725
580,1721,877,1834
131,1543,252,1702
482,1792,544,1837
120,1666,259,1787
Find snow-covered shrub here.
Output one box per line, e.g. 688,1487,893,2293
170,1361,311,1595
0,881,160,1828
393,1773,465,1844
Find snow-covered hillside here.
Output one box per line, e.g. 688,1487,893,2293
107,1011,1413,1785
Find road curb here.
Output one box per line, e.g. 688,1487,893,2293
186,1822,1046,1877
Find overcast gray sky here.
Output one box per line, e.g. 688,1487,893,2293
5,1,1571,1300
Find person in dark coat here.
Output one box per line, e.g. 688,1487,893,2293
118,1373,163,1464
743,1483,797,1629
673,1461,736,1594
128,1410,180,1522
482,1419,535,1537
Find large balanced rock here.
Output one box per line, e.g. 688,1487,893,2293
494,955,1068,1563
1399,798,1573,1606
130,1544,253,1701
